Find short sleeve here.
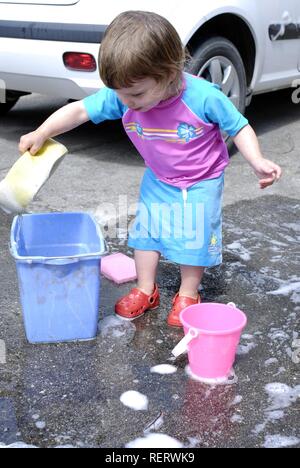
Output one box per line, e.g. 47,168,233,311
83,87,127,124
203,84,248,136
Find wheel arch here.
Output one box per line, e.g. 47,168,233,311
186,14,256,89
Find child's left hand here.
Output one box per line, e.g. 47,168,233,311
251,158,282,189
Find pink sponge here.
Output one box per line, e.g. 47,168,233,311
101,253,137,284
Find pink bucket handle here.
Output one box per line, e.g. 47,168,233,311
171,327,199,358
227,302,236,308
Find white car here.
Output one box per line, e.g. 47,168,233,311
0,0,300,116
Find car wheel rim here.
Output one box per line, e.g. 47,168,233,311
197,56,241,109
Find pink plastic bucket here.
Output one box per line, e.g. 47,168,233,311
176,302,247,380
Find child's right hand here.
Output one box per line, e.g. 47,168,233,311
19,130,46,156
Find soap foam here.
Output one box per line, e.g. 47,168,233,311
120,390,149,411
185,365,238,386
150,364,177,375
125,432,183,448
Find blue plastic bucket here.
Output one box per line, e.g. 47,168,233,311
10,212,106,343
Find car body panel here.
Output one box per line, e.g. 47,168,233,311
0,0,299,99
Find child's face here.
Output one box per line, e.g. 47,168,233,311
115,77,171,112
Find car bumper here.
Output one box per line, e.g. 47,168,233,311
0,37,102,99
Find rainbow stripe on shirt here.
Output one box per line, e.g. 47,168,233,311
124,122,204,144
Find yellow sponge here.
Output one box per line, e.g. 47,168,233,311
0,138,68,213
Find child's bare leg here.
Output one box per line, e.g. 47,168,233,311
134,249,160,295
179,265,205,299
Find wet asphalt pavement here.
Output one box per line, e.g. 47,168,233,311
0,89,299,448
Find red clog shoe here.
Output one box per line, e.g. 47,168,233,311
115,284,160,321
167,292,200,327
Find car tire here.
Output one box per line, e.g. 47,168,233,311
0,91,21,116
187,36,247,148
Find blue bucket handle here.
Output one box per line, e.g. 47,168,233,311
44,258,79,265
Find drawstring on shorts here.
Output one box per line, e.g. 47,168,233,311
182,188,188,208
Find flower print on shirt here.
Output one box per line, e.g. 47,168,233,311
177,123,197,142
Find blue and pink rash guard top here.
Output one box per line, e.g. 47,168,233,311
83,73,248,189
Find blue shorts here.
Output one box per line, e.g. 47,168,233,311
128,168,224,267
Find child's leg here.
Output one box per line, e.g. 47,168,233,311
135,249,160,294
115,249,160,320
167,265,204,327
179,265,205,299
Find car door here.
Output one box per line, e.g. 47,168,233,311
296,1,300,70
232,0,299,95
267,0,299,75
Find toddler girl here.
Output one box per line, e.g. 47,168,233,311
19,11,282,327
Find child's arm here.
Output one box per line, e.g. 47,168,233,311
19,100,90,155
232,124,282,189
